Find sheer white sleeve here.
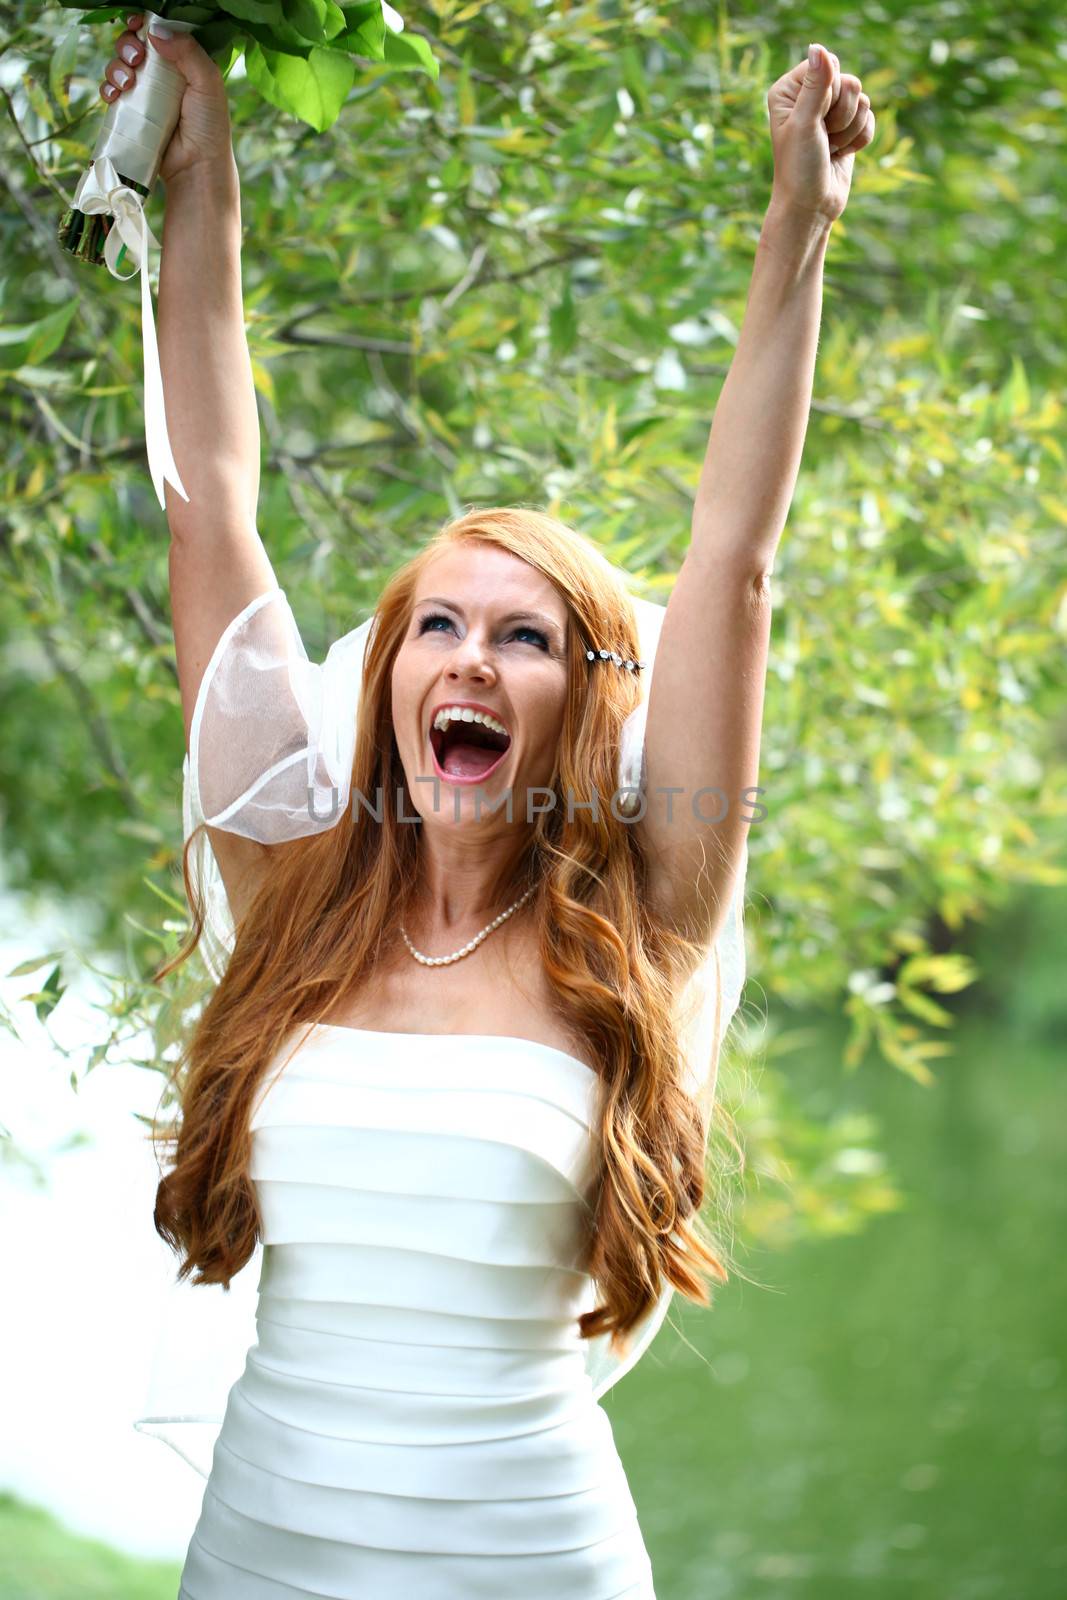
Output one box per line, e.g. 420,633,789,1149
182,587,376,983
132,1243,265,1480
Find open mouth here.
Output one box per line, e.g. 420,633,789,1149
429,716,512,781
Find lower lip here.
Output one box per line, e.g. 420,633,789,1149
429,735,511,786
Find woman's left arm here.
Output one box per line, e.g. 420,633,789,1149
637,45,876,947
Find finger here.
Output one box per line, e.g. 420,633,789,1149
112,31,144,66
112,31,145,70
826,74,863,135
833,107,875,157
829,94,870,152
103,56,138,95
784,45,841,103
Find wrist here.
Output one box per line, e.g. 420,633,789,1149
764,197,834,246
760,199,833,273
163,156,240,206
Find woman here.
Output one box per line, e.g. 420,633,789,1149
110,16,875,1597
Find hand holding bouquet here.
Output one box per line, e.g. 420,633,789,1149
55,2,438,508
100,11,235,186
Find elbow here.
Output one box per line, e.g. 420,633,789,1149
750,565,774,603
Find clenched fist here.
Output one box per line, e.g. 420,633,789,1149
767,43,876,226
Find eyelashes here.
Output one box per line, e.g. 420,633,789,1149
417,612,550,651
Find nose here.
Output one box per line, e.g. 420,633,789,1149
445,631,496,680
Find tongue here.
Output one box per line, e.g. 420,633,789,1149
442,741,503,778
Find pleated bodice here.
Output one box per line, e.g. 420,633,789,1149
178,1023,657,1599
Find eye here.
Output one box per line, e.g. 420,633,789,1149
513,626,549,650
417,612,453,634
416,613,549,650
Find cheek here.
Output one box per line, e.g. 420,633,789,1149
528,701,567,766
388,655,429,754
389,656,412,715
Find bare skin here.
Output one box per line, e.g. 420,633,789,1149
318,543,597,1071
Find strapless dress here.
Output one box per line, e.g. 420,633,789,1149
177,1021,657,1599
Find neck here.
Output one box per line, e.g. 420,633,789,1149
406,834,535,936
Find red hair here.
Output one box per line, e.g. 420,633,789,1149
150,507,742,1356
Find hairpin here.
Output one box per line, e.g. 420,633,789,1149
585,647,646,673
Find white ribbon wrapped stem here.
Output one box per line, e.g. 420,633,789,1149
71,12,198,510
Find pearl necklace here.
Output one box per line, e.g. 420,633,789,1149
400,884,538,966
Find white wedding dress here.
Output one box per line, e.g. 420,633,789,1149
136,582,749,1599
177,1021,657,1598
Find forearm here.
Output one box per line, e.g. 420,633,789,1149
157,157,261,532
688,201,833,579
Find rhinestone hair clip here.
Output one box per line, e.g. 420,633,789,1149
585,647,647,673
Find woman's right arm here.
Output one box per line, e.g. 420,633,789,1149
159,159,280,755
105,19,286,921
160,162,281,924
159,158,261,540
162,164,286,923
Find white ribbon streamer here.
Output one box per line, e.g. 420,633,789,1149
74,155,188,509
69,11,197,509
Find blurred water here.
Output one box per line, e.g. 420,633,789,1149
606,889,1067,1599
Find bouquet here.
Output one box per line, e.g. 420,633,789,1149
55,2,439,506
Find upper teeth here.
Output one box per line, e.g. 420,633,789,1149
433,706,509,738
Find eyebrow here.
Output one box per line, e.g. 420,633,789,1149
415,596,565,641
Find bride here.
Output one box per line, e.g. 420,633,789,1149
110,14,875,1597
155,503,753,1599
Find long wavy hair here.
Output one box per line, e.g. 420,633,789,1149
150,506,743,1357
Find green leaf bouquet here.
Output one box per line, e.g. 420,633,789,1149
58,2,439,264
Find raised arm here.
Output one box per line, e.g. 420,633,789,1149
635,47,876,949
105,18,284,919
160,155,281,755
162,154,281,922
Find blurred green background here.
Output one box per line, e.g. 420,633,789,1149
612,879,1067,1600
2,0,1066,1592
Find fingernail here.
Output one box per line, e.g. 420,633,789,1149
149,19,173,37
809,43,821,69
114,66,131,85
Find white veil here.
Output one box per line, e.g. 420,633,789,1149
135,567,748,1478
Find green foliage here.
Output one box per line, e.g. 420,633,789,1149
50,0,439,128
1,0,1066,1251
